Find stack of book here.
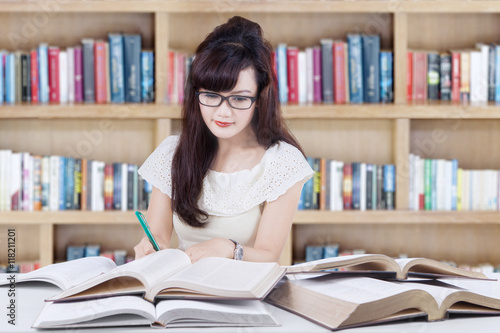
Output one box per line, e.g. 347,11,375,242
299,158,396,211
274,34,393,105
0,33,154,105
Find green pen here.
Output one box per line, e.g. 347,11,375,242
135,211,160,251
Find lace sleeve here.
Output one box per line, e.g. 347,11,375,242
265,142,314,202
137,135,180,197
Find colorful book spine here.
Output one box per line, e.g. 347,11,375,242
140,50,154,103
0,51,4,104
67,47,75,103
320,39,334,103
407,51,413,101
58,50,68,103
347,34,363,103
380,51,393,103
362,35,380,103
109,34,125,103
123,34,142,103
495,46,500,103
383,164,395,210
427,52,440,100
6,53,15,104
312,46,322,103
451,51,461,102
440,53,452,101
333,41,346,104
82,38,95,103
74,46,83,103
30,50,39,103
94,40,107,104
277,43,288,104
48,47,60,103
287,46,299,103
38,43,49,103
343,164,352,210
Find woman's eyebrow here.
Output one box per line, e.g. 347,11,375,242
230,90,253,94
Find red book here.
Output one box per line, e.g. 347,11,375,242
451,51,461,102
48,47,60,103
30,49,39,103
333,41,346,104
94,40,107,104
104,164,114,210
343,164,353,210
407,51,413,101
167,50,175,103
287,46,299,103
412,51,427,101
176,52,186,104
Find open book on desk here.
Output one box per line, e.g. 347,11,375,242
33,295,279,329
0,256,116,290
48,249,285,303
266,274,500,331
285,254,488,280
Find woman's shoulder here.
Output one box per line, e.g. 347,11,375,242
265,140,306,162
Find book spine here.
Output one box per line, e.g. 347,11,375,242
496,46,500,103
113,163,122,210
65,157,75,210
10,153,21,211
304,157,314,209
351,162,360,210
38,44,49,103
305,47,314,103
407,51,413,101
109,34,125,103
333,41,346,104
58,157,66,211
74,159,82,210
48,47,60,103
121,163,128,211
277,43,288,104
413,52,427,101
457,168,463,211
459,51,470,103
58,50,68,104
298,50,307,104
82,38,95,103
377,165,385,209
104,164,114,210
287,46,299,103
312,158,320,210
41,156,50,211
15,52,21,103
20,53,30,103
440,53,452,101
366,164,373,210
319,158,327,210
81,159,88,211
427,52,440,100
469,50,481,103
141,50,154,103
362,35,380,103
451,52,461,102
488,44,496,101
0,52,4,104
67,47,75,103
424,159,432,210
383,164,395,210
166,50,175,103
30,50,39,103
94,40,107,104
320,39,334,103
312,46,322,103
74,46,83,103
127,164,135,210
347,34,364,103
380,51,393,103
49,156,59,211
123,34,142,103
451,159,458,211
5,54,15,103
343,164,352,210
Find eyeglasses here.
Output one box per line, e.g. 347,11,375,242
195,91,257,110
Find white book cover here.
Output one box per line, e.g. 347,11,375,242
67,47,75,103
121,163,127,211
49,155,60,211
59,50,68,103
305,47,314,103
408,154,414,211
469,49,482,103
475,43,490,103
444,160,452,211
10,152,21,211
298,50,307,104
91,161,104,212
329,160,343,211
359,163,366,211
436,159,445,211
41,155,50,211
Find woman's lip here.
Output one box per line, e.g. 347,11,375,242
214,121,233,127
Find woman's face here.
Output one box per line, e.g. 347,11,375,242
199,67,258,142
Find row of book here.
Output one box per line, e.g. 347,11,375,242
303,244,500,273
0,149,152,212
409,154,500,211
0,33,154,105
299,158,396,211
66,244,132,265
408,44,498,103
275,34,393,105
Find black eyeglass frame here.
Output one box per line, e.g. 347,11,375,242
195,91,258,110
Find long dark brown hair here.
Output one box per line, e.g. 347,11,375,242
171,16,304,227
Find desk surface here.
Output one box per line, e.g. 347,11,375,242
2,282,500,333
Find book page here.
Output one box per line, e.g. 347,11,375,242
156,300,279,327
395,258,487,279
151,257,284,299
0,256,116,290
32,295,155,328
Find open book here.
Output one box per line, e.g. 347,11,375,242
48,249,285,303
286,254,488,280
33,296,279,329
266,274,500,330
0,256,116,290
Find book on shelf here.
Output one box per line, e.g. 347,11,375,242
266,273,500,331
285,253,488,280
33,296,279,329
46,249,285,303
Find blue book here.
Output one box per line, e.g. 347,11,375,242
65,157,75,210
303,157,315,209
67,246,85,261
140,50,154,103
276,43,288,104
451,159,458,211
108,34,125,103
123,34,142,103
59,157,66,211
84,244,101,257
380,51,393,103
305,245,323,262
383,164,395,210
38,43,49,103
0,50,4,104
347,34,364,103
5,53,15,104
362,35,380,103
495,46,500,103
323,244,339,258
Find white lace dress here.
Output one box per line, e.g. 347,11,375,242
138,135,314,251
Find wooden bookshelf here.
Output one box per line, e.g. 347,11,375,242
1,0,500,268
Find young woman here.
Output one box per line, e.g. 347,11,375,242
134,16,313,263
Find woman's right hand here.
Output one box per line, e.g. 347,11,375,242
134,236,167,259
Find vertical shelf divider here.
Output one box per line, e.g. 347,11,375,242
40,224,54,267
394,119,410,210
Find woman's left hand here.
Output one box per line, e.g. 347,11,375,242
184,238,235,263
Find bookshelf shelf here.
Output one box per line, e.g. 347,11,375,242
1,0,500,268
